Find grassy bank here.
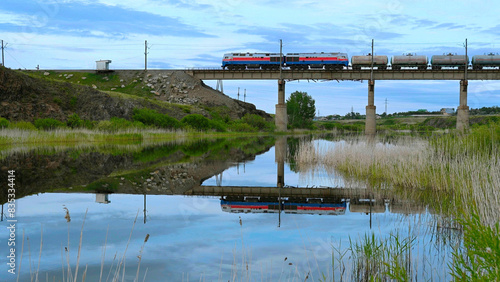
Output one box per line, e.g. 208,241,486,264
294,124,500,280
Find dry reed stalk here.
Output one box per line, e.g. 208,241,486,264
141,267,148,282
294,136,500,228
105,252,118,282
35,225,43,282
134,234,150,282
64,206,73,282
99,225,109,282
27,236,33,281
114,210,139,282
17,230,25,282
82,265,87,282
73,209,88,282
60,244,65,282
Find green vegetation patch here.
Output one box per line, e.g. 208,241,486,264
132,108,183,129
9,121,37,131
34,118,66,130
85,179,119,193
0,118,10,129
181,114,226,132
451,211,500,280
96,117,146,132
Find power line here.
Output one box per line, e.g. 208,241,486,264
6,49,26,69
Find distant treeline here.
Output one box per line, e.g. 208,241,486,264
469,106,500,115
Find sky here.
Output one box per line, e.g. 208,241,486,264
1,0,500,115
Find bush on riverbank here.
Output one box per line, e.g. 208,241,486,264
96,117,146,132
181,114,226,132
132,108,183,129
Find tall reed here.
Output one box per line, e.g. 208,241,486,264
294,135,500,227
294,127,500,280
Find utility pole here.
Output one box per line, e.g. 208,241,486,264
385,98,388,114
370,39,374,81
464,38,468,80
144,40,148,71
1,40,5,67
237,87,240,100
244,89,246,102
279,39,283,80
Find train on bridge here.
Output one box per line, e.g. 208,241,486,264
220,196,347,215
222,52,500,71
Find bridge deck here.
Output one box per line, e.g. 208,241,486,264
188,69,500,80
184,185,392,200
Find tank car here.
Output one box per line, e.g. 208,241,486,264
222,52,281,70
391,54,428,70
351,54,388,70
430,53,468,70
285,52,348,70
472,53,500,70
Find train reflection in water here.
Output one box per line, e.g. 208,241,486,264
220,196,347,215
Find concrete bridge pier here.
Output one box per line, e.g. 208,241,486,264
365,80,376,135
275,136,287,188
456,80,469,132
275,79,288,131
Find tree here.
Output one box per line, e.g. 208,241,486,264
286,91,316,128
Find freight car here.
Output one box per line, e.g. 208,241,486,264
285,52,349,70
391,53,428,70
221,51,499,71
431,53,468,70
472,53,500,70
351,54,388,70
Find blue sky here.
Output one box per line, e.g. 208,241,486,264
1,0,500,115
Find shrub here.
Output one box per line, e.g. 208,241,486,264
132,108,182,129
53,97,63,105
81,119,96,129
181,114,226,132
34,118,66,130
10,121,37,130
241,114,271,131
181,114,211,130
96,117,145,132
321,122,336,130
381,119,397,126
70,96,78,107
0,117,10,129
229,122,257,132
67,113,83,128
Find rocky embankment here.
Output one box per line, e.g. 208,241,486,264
0,66,270,122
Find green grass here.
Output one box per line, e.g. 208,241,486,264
451,210,500,280
23,70,156,98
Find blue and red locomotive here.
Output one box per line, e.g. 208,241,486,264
222,52,349,70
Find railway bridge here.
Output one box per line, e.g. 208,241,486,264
186,69,500,134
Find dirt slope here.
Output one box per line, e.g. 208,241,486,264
0,67,270,122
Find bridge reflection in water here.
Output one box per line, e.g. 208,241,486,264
183,137,428,227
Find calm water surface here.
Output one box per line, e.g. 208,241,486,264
0,136,456,281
